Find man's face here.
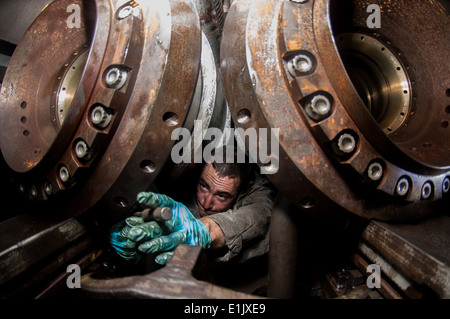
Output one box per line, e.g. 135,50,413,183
196,164,241,217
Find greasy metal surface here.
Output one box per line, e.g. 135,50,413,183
360,214,450,298
220,0,450,221
0,213,90,297
81,245,262,299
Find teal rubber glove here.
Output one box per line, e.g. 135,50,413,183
110,192,211,265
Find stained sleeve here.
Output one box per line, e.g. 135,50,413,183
206,174,275,263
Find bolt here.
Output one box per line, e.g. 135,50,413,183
367,162,383,181
118,5,133,19
337,133,356,154
443,177,450,193
396,177,409,196
75,140,89,159
288,53,315,77
421,182,433,199
30,186,38,198
105,66,127,89
91,105,112,128
306,94,331,121
59,165,70,183
44,182,53,196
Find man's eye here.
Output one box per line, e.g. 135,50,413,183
199,183,208,191
216,195,227,202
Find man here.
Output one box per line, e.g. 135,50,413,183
110,154,275,266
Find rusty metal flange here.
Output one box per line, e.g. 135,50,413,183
0,0,227,221
220,0,450,221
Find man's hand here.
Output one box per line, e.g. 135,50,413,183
110,192,211,265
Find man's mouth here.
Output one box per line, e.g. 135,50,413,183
198,201,216,217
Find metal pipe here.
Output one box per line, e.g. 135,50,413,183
267,195,299,299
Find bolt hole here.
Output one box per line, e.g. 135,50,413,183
23,130,30,136
20,116,27,123
114,196,129,208
441,121,449,128
445,106,450,114
20,101,27,109
162,112,179,127
446,89,450,97
300,197,316,209
237,109,251,124
140,160,156,174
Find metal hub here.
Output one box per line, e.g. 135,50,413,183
220,0,450,221
55,48,89,126
0,0,228,221
337,32,411,135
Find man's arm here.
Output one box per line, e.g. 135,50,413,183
200,217,226,250
204,173,275,262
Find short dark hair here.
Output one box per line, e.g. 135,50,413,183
210,147,252,191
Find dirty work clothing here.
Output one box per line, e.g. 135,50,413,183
185,172,275,263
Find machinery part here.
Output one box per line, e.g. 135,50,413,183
0,0,229,221
0,213,91,298
133,207,173,222
81,244,262,299
267,195,300,299
359,214,450,298
220,0,450,221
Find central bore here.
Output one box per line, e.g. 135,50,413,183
337,32,412,135
56,49,89,126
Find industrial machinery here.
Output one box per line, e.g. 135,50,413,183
0,0,449,299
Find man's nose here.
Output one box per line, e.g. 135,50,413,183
202,194,214,210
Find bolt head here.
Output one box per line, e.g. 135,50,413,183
443,177,450,193
337,133,356,153
105,67,127,89
75,140,89,159
91,105,112,128
367,162,383,181
59,166,70,183
396,178,409,196
118,5,133,19
421,182,433,199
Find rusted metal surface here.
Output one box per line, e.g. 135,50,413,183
0,0,228,223
220,0,450,221
350,253,404,299
81,244,263,299
360,214,450,298
0,213,91,298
